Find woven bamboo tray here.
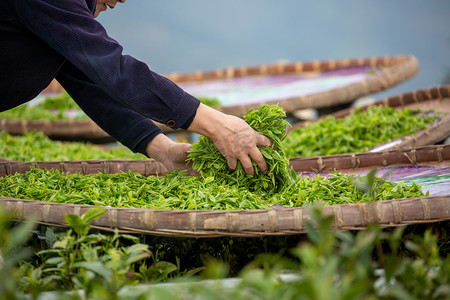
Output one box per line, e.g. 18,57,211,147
288,85,450,152
1,144,449,237
1,55,418,141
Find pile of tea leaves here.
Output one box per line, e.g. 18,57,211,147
0,131,146,161
187,105,291,194
0,92,87,121
0,167,425,210
284,105,439,157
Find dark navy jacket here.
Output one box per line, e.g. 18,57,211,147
0,0,200,154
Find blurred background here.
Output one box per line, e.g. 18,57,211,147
98,0,450,100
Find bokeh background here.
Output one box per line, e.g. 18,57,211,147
98,1,450,100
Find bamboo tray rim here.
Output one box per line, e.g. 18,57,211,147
2,143,450,176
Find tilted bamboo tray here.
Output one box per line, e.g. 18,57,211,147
0,55,418,141
1,144,449,237
288,85,450,152
167,55,418,116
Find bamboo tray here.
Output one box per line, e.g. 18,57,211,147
1,144,449,237
0,55,418,141
288,85,450,152
168,55,419,116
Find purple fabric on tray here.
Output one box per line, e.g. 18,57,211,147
179,66,377,106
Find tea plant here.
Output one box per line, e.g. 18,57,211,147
284,106,439,157
143,208,450,300
1,202,449,299
15,208,184,299
0,204,36,299
21,208,149,298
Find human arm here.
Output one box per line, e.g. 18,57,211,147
18,0,269,174
55,61,166,154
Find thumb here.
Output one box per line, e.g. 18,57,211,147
169,143,191,161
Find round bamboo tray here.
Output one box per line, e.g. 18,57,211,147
0,144,449,237
288,85,450,152
0,119,113,142
1,55,418,141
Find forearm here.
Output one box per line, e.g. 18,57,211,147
186,103,228,138
56,61,162,155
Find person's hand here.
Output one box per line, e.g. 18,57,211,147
145,133,193,173
188,104,272,175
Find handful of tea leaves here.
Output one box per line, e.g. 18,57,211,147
187,105,291,194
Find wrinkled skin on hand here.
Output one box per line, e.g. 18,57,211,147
210,114,271,175
145,133,196,175
188,104,272,176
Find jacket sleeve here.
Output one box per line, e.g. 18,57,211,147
15,0,200,130
56,61,162,155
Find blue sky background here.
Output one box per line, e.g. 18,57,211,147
98,1,450,100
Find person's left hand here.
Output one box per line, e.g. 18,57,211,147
145,133,194,174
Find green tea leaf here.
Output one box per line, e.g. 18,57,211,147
81,208,107,224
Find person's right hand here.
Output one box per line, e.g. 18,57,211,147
188,104,272,175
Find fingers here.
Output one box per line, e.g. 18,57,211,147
249,146,268,174
234,155,254,176
226,146,268,176
220,131,271,176
226,157,237,171
256,132,272,148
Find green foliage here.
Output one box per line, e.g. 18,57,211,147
0,167,425,210
15,208,182,299
0,131,146,161
188,104,291,193
143,209,450,300
0,205,36,300
64,208,107,236
0,92,87,121
284,106,439,157
1,204,449,299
